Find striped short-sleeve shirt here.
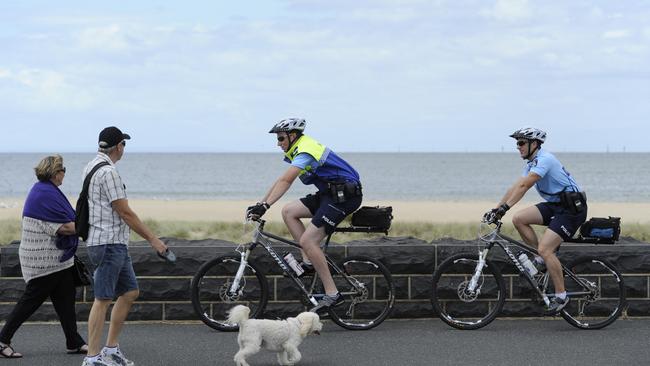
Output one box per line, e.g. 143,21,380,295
82,153,129,247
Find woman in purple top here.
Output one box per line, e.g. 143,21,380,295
0,155,87,359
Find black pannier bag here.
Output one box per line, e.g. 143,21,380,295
579,217,621,244
351,206,393,230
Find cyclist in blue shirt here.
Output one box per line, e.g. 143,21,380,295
484,127,587,314
246,118,363,313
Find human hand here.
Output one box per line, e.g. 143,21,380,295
483,204,510,224
494,203,510,219
482,209,498,223
246,202,270,220
152,238,176,263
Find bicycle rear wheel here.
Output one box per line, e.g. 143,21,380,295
190,254,268,331
431,253,506,330
561,256,625,329
328,256,395,330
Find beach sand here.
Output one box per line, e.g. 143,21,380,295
0,198,648,223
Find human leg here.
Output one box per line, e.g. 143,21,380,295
49,267,86,350
0,273,55,350
282,199,314,261
85,244,124,357
86,299,112,356
511,205,545,247
106,289,138,347
300,224,332,292
538,229,565,293
99,247,138,366
303,194,361,296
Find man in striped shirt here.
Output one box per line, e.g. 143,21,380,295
82,127,169,366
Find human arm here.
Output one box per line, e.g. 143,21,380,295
501,173,540,208
247,166,301,219
262,166,301,206
56,222,76,236
484,173,540,222
112,198,168,254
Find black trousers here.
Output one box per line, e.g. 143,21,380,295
0,266,86,349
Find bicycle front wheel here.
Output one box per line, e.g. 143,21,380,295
561,256,625,329
190,254,268,331
431,253,506,330
328,256,395,330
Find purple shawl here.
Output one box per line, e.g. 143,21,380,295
22,181,78,262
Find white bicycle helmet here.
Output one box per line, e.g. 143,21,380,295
269,118,306,133
510,127,546,143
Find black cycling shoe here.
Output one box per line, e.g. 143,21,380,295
544,296,569,315
309,292,345,313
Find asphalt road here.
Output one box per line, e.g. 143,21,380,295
3,318,649,366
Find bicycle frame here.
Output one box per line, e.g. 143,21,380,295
228,219,355,307
471,222,595,306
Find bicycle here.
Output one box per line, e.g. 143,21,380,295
430,218,625,330
191,218,395,332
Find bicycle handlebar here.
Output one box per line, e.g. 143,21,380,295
246,216,266,230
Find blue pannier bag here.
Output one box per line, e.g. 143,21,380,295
579,217,621,244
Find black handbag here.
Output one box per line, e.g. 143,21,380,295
72,255,93,287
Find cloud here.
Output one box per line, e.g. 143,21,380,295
602,29,631,39
0,67,95,110
482,0,532,22
0,68,11,78
643,27,650,39
77,24,131,51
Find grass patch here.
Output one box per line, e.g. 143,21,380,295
1,219,649,245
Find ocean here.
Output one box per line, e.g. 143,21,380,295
0,153,648,202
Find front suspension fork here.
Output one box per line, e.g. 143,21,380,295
467,248,489,292
229,249,250,294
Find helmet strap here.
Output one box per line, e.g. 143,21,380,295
287,132,297,149
523,140,539,160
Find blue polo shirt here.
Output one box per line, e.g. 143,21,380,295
523,149,581,202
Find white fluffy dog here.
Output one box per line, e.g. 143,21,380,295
227,305,323,366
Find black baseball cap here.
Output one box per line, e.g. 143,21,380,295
98,126,131,148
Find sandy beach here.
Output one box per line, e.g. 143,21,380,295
0,198,648,223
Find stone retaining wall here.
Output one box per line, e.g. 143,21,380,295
1,237,648,322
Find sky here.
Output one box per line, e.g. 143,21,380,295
1,0,649,153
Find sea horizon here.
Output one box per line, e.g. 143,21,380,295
1,152,648,202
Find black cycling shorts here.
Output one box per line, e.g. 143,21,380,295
300,192,362,234
536,202,588,241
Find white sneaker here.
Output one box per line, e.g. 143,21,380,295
81,355,115,366
101,346,134,366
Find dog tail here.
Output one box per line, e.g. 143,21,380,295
227,305,251,325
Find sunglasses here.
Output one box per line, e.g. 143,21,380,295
277,136,286,142
59,167,66,173
516,140,529,147
121,141,126,147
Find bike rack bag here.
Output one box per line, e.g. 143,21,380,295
568,216,621,244
349,206,393,233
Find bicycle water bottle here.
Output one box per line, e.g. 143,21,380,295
518,253,538,276
283,252,305,276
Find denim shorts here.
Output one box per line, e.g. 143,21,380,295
536,202,588,241
87,244,138,300
300,191,363,234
